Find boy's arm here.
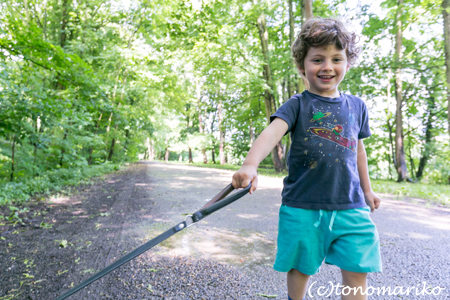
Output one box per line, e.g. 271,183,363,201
232,118,288,194
357,139,381,212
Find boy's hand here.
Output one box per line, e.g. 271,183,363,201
232,165,258,194
364,190,381,212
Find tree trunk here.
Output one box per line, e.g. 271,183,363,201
56,0,70,166
277,142,284,161
289,0,295,48
60,0,68,48
256,13,284,172
59,122,69,167
218,99,226,165
288,0,296,98
416,96,436,179
88,113,102,165
33,116,40,175
302,0,313,21
107,76,127,162
164,147,170,162
196,79,207,164
386,69,395,179
147,137,155,161
211,117,216,164
107,122,119,162
298,0,311,93
407,134,415,178
188,147,193,163
10,134,17,181
107,138,115,161
443,0,450,137
249,119,256,146
388,123,395,176
394,0,408,182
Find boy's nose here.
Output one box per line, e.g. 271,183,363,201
321,60,333,71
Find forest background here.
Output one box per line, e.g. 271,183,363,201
1,0,450,207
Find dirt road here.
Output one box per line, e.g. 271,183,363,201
1,161,449,299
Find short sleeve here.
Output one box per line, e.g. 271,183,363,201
358,102,371,139
270,96,300,134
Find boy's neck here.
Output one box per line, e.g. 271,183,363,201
307,89,341,98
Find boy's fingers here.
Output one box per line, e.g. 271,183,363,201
231,177,237,189
232,174,250,189
370,200,376,212
374,197,381,209
231,176,239,189
249,176,258,194
241,177,250,189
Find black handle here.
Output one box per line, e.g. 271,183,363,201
192,183,251,222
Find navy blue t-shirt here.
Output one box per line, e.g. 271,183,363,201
270,90,371,210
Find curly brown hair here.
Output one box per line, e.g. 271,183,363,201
292,18,360,73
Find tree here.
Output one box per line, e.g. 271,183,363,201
443,0,450,137
256,12,285,172
393,0,408,182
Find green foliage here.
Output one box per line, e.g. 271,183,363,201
0,0,449,205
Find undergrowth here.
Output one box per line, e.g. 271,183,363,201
0,163,120,206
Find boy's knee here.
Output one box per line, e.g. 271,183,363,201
288,268,310,280
341,269,367,283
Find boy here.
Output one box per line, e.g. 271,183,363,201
232,18,382,300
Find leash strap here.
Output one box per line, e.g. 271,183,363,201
55,183,250,300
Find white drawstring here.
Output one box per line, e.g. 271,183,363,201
314,210,337,231
314,210,323,228
329,210,337,231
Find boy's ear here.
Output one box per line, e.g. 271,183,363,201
346,63,350,72
298,66,306,76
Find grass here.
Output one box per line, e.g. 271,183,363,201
372,180,450,206
173,161,450,206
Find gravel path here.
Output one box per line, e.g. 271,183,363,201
1,161,449,299
136,162,450,300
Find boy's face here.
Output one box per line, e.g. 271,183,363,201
299,44,350,98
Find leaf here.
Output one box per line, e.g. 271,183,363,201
255,293,277,298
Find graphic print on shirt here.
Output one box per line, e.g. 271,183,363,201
308,110,357,153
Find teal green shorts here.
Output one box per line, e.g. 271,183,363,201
273,205,382,275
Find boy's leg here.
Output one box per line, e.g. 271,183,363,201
287,268,310,300
341,269,367,300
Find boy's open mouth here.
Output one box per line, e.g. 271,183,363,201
318,75,335,79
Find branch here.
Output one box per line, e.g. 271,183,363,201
0,44,88,87
403,107,447,137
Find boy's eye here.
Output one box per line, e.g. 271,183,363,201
313,59,322,63
334,58,343,62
